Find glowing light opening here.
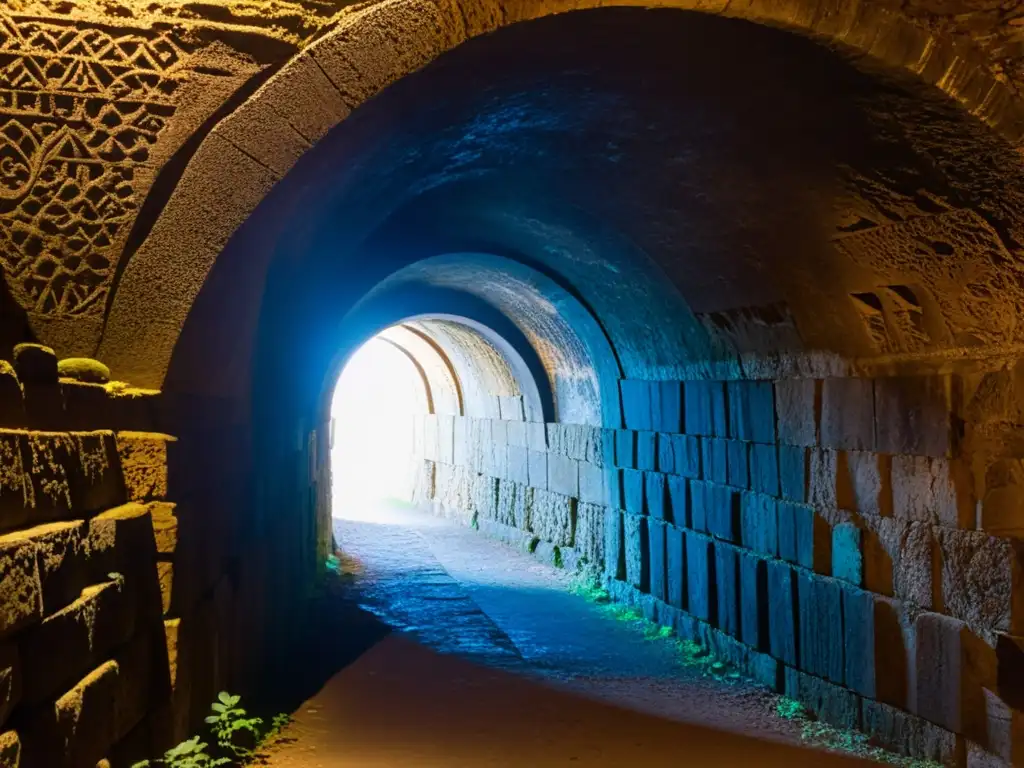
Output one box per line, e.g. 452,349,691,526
330,335,428,520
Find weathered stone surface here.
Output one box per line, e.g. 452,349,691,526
575,502,605,568
832,521,863,586
0,432,28,533
546,454,579,499
836,450,892,517
820,377,875,451
809,448,839,511
645,472,667,519
767,560,798,666
740,492,777,557
577,461,606,506
648,519,667,602
685,530,716,624
862,699,962,765
604,507,625,580
748,443,778,497
775,379,818,447
0,731,19,768
87,503,157,584
0,534,41,639
11,521,89,616
71,431,126,514
22,432,75,522
798,572,844,683
936,528,1021,632
507,445,529,486
914,612,969,733
778,444,808,503
892,454,972,528
527,450,547,491
784,666,860,731
875,375,955,458
20,580,134,706
727,381,775,444
726,439,749,489
530,489,574,547
0,365,24,429
666,524,686,610
684,380,727,438
701,437,728,484
739,551,768,651
623,512,649,592
117,432,172,503
892,520,938,611
622,469,644,516
526,422,547,453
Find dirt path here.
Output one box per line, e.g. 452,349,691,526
262,502,870,767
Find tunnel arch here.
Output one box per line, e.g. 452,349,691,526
98,0,1024,389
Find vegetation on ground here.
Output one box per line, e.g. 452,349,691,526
132,692,292,768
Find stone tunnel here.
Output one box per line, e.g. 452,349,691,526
0,0,1023,765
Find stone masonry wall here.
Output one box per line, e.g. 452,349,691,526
413,374,1024,767
0,344,245,767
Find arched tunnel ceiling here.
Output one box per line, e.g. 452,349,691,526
259,8,1024,383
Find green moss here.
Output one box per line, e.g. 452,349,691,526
776,697,805,720
528,537,540,554
57,357,110,383
470,511,479,530
553,546,563,568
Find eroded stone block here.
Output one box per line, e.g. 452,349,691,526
604,507,625,580
649,519,667,602
837,451,893,517
774,379,818,447
575,502,605,568
623,513,649,592
666,524,686,610
936,528,1022,632
875,375,955,458
72,431,126,513
832,522,863,586
893,454,972,528
530,489,574,547
784,667,860,731
0,535,41,638
821,377,875,451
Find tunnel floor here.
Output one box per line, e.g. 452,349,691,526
261,502,870,767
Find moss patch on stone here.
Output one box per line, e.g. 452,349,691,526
57,358,110,384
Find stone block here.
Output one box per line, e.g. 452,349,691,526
114,630,166,740
820,377,875,451
775,379,818,447
22,432,75,522
14,521,90,616
636,431,657,471
547,454,579,498
20,580,134,706
727,380,775,443
452,417,470,466
701,437,728,484
657,381,683,433
0,645,18,730
577,462,605,506
705,484,741,543
726,440,749,489
684,380,727,437
604,507,625,580
0,365,24,429
437,415,455,465
767,560,798,666
649,519,667,602
739,552,769,651
88,503,159,592
147,502,178,557
530,489,574,547
72,431,126,513
784,667,860,731
615,430,635,468
506,419,527,449
675,434,701,478
597,429,615,468
666,525,686,610
778,445,808,503
507,446,530,486
861,699,962,766
749,443,779,496
690,480,710,533
685,530,716,623
893,454,972,528
657,433,675,474
667,476,688,527
842,586,875,699
575,503,605,568
715,543,740,637
798,572,844,683
892,520,938,610
837,450,893,517
622,469,644,516
914,612,968,733
740,492,777,557
527,450,547,490
832,522,863,586
936,528,1023,632
61,381,114,431
13,344,56,385
499,396,524,422
623,513,649,592
526,422,547,452
809,448,839,511
621,380,653,431
875,375,955,457
0,432,29,533
645,472,668,519
0,534,41,639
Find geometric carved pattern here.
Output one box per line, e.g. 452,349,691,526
0,13,195,316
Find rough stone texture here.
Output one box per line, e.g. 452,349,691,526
837,451,892,517
71,431,126,514
892,454,972,529
784,666,861,731
0,535,41,639
861,699,961,765
530,489,575,547
797,572,845,684
740,492,778,558
575,502,605,568
936,528,1021,632
821,378,875,451
832,522,863,586
0,645,19,730
875,376,954,458
775,379,818,447
623,512,649,592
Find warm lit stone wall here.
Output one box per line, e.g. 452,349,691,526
0,344,266,766
414,371,1024,766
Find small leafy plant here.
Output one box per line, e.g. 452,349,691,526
132,692,291,768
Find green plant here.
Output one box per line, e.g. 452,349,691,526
553,546,563,568
131,693,291,768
